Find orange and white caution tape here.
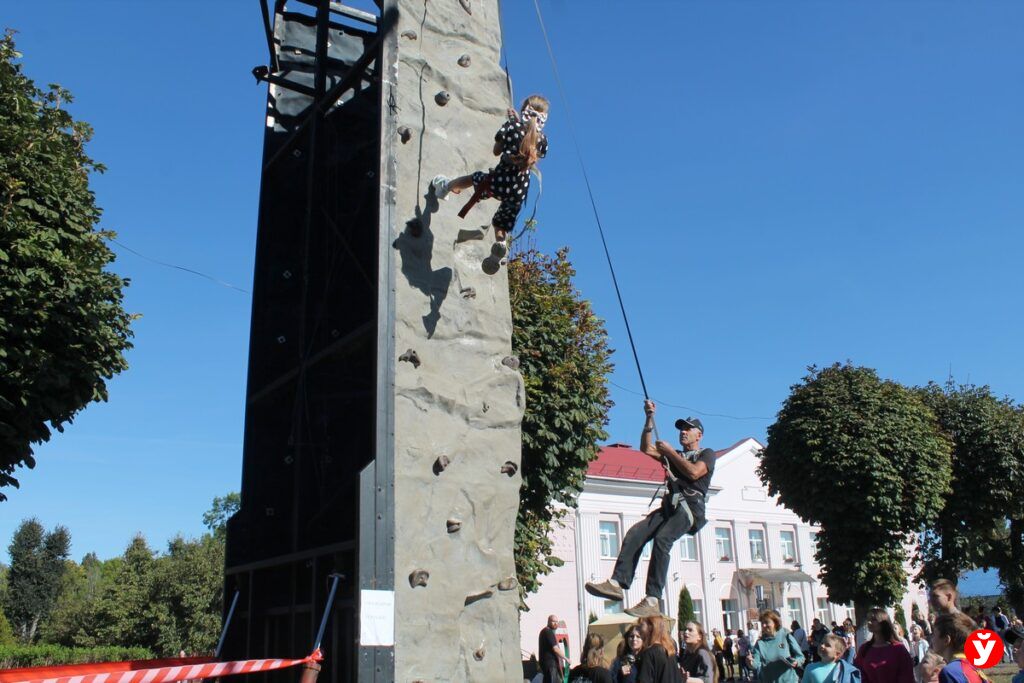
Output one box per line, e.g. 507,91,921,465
0,650,323,683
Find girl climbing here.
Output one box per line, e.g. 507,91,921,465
432,94,550,261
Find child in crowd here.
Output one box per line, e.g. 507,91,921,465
930,612,985,683
918,652,946,683
432,94,549,262
801,634,847,683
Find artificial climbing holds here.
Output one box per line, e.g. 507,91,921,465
397,126,412,144
400,29,417,40
399,348,421,368
465,589,493,606
474,647,485,661
435,90,451,106
497,577,517,591
446,519,462,533
500,461,518,477
409,569,429,588
433,455,451,475
458,54,471,67
501,356,520,370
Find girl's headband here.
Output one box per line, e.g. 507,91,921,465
521,104,547,131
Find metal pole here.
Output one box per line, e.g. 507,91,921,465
215,590,241,658
312,573,343,653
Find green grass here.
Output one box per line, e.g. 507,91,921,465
984,662,1019,683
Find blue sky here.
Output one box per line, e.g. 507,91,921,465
3,1,1021,595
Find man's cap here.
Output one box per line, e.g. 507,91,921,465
675,416,704,433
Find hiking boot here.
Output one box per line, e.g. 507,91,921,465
625,597,663,618
431,175,451,201
584,579,623,602
491,239,508,259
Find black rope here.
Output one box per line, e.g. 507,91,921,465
110,238,249,294
530,0,655,424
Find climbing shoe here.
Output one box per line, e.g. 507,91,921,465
584,579,624,602
625,597,663,618
431,175,451,201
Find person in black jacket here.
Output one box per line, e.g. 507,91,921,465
637,615,683,683
587,401,717,617
570,633,614,683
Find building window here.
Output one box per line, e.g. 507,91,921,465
600,521,620,558
748,528,767,563
605,600,623,614
693,599,703,627
809,531,819,558
715,528,733,562
722,599,739,631
642,540,652,559
780,530,797,563
816,598,830,625
680,535,698,561
786,597,803,626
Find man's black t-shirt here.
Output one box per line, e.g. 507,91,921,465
669,447,716,520
539,626,560,669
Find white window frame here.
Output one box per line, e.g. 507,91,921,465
722,599,739,631
599,520,620,558
680,534,698,561
692,599,704,628
787,597,803,627
715,527,734,562
816,598,830,625
780,529,797,564
748,528,767,564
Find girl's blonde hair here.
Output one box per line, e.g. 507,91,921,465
511,94,549,171
582,632,607,668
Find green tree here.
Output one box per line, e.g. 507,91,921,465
894,604,907,632
94,535,160,650
149,534,224,654
3,519,70,642
0,30,134,501
39,553,109,647
509,247,613,602
202,493,240,541
758,364,953,624
916,382,1024,616
677,585,695,627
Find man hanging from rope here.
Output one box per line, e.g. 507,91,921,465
586,400,716,618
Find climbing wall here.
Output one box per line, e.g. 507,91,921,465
388,0,524,680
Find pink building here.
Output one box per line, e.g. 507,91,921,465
520,438,927,657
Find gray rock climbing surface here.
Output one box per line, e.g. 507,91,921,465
388,0,524,680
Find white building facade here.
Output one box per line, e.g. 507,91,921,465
520,438,928,657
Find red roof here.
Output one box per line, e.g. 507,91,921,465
588,440,749,483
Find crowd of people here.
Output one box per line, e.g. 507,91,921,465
537,579,1024,683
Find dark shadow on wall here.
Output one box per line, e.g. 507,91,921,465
394,189,451,338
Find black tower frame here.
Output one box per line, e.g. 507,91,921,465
223,2,398,681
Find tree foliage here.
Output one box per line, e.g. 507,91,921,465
509,246,613,602
678,585,695,627
758,364,953,618
3,518,70,642
202,492,240,541
894,604,907,632
916,382,1024,614
0,30,133,500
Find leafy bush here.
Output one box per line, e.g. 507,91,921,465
0,644,154,669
